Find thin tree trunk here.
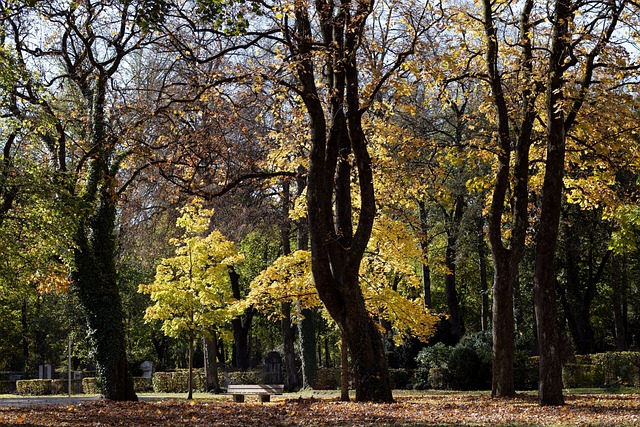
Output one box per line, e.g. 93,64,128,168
340,331,349,402
477,217,489,331
188,330,194,400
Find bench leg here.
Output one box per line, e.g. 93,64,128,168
259,394,270,403
233,394,245,403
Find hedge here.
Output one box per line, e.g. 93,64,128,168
152,370,207,393
564,351,640,388
16,379,52,395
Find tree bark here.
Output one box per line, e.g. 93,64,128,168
534,0,571,406
292,0,393,402
73,76,136,402
483,0,535,398
340,331,350,402
444,195,465,342
230,268,254,370
187,330,194,400
477,216,490,331
204,330,220,392
418,201,432,309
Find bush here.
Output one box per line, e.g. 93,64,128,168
416,343,453,371
389,369,414,389
448,346,483,390
428,368,451,389
134,377,153,392
562,363,605,388
0,380,11,394
313,367,341,390
152,369,206,393
16,379,51,395
82,377,100,394
411,368,430,390
224,370,267,386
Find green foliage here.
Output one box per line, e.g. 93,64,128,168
388,369,414,389
16,379,52,396
574,352,640,387
563,363,606,388
152,370,206,393
416,343,452,370
448,346,483,390
82,378,101,395
225,370,268,385
414,332,534,391
196,0,262,35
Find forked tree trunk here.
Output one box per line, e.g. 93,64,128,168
293,0,393,403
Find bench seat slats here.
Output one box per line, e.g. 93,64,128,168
227,384,284,394
227,384,284,403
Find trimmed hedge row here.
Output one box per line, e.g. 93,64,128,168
16,377,150,395
16,379,83,395
563,352,640,388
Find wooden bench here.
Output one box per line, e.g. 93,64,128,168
226,384,284,403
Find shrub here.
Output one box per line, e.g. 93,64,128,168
428,368,450,389
134,377,153,392
448,346,483,390
389,369,414,389
152,369,206,393
0,380,11,394
411,368,430,390
312,367,340,390
416,343,453,370
223,370,267,386
82,377,100,394
562,363,605,388
16,379,51,395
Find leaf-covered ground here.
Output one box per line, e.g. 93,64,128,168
1,393,639,426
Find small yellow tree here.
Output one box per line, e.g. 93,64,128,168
139,198,243,399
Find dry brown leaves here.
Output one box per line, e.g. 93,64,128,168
1,393,639,426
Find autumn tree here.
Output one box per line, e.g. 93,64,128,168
1,0,175,400
141,199,243,399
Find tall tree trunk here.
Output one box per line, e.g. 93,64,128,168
296,169,318,389
73,193,137,401
293,0,392,402
534,0,573,406
282,302,300,390
21,299,28,371
483,0,535,398
299,309,317,388
281,180,301,391
444,195,465,342
187,330,194,400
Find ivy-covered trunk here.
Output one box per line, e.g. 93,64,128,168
73,76,136,402
74,181,137,401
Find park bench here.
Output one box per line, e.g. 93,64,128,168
226,384,284,403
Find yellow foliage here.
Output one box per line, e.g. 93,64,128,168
139,198,243,339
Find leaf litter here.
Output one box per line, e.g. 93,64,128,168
0,393,638,426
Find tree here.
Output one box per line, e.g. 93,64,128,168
140,199,243,399
286,0,435,402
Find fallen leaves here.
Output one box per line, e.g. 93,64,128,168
0,393,639,426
